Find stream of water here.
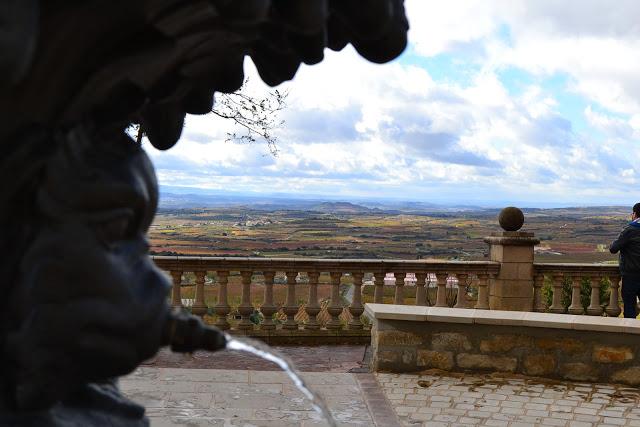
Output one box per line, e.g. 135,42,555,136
224,334,338,427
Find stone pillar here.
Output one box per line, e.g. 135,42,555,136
484,207,539,311
191,270,208,317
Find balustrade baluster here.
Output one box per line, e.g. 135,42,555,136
435,272,448,307
454,273,468,309
568,275,584,314
192,270,207,317
260,271,277,330
170,270,183,308
214,270,231,330
283,271,299,330
475,273,490,310
586,276,603,316
305,272,321,329
549,273,565,313
326,272,343,329
415,272,427,306
606,275,622,317
373,272,384,303
348,272,364,329
425,273,436,306
237,271,254,330
533,273,546,312
394,272,405,305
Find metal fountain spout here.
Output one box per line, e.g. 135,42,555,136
163,310,227,354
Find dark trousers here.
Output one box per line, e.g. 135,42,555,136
622,276,640,318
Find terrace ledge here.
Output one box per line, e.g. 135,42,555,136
364,303,640,334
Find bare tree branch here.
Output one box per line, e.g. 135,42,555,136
134,79,287,155
212,79,288,156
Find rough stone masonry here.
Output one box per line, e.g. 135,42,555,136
370,311,640,386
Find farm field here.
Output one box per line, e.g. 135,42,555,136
149,202,627,264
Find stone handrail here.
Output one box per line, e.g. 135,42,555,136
152,256,500,331
533,263,621,316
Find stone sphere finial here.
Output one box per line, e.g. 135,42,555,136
498,206,524,231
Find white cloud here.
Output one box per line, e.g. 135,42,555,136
585,106,634,139
406,0,501,57
146,2,640,205
406,0,640,116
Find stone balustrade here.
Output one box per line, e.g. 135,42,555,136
153,256,628,339
152,256,500,338
533,263,621,316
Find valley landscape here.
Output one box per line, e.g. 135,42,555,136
150,192,628,264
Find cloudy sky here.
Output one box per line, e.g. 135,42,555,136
146,0,640,207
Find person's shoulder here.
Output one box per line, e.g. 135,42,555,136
623,222,640,237
617,224,635,236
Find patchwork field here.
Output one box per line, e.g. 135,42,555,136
149,203,627,263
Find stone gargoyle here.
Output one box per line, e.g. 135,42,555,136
0,1,408,425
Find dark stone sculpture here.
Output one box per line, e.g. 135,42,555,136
0,1,408,425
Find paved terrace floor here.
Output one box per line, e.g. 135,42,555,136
122,346,640,427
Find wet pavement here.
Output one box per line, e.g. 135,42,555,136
121,367,399,426
145,345,369,372
377,371,640,426
124,346,640,426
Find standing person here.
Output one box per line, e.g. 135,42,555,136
610,203,640,318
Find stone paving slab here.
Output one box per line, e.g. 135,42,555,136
128,345,640,427
146,346,367,372
122,367,400,427
376,371,640,427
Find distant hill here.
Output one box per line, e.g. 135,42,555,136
158,187,628,215
308,201,372,213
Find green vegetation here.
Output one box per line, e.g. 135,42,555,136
541,276,611,312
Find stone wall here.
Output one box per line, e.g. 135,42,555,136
368,305,640,386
